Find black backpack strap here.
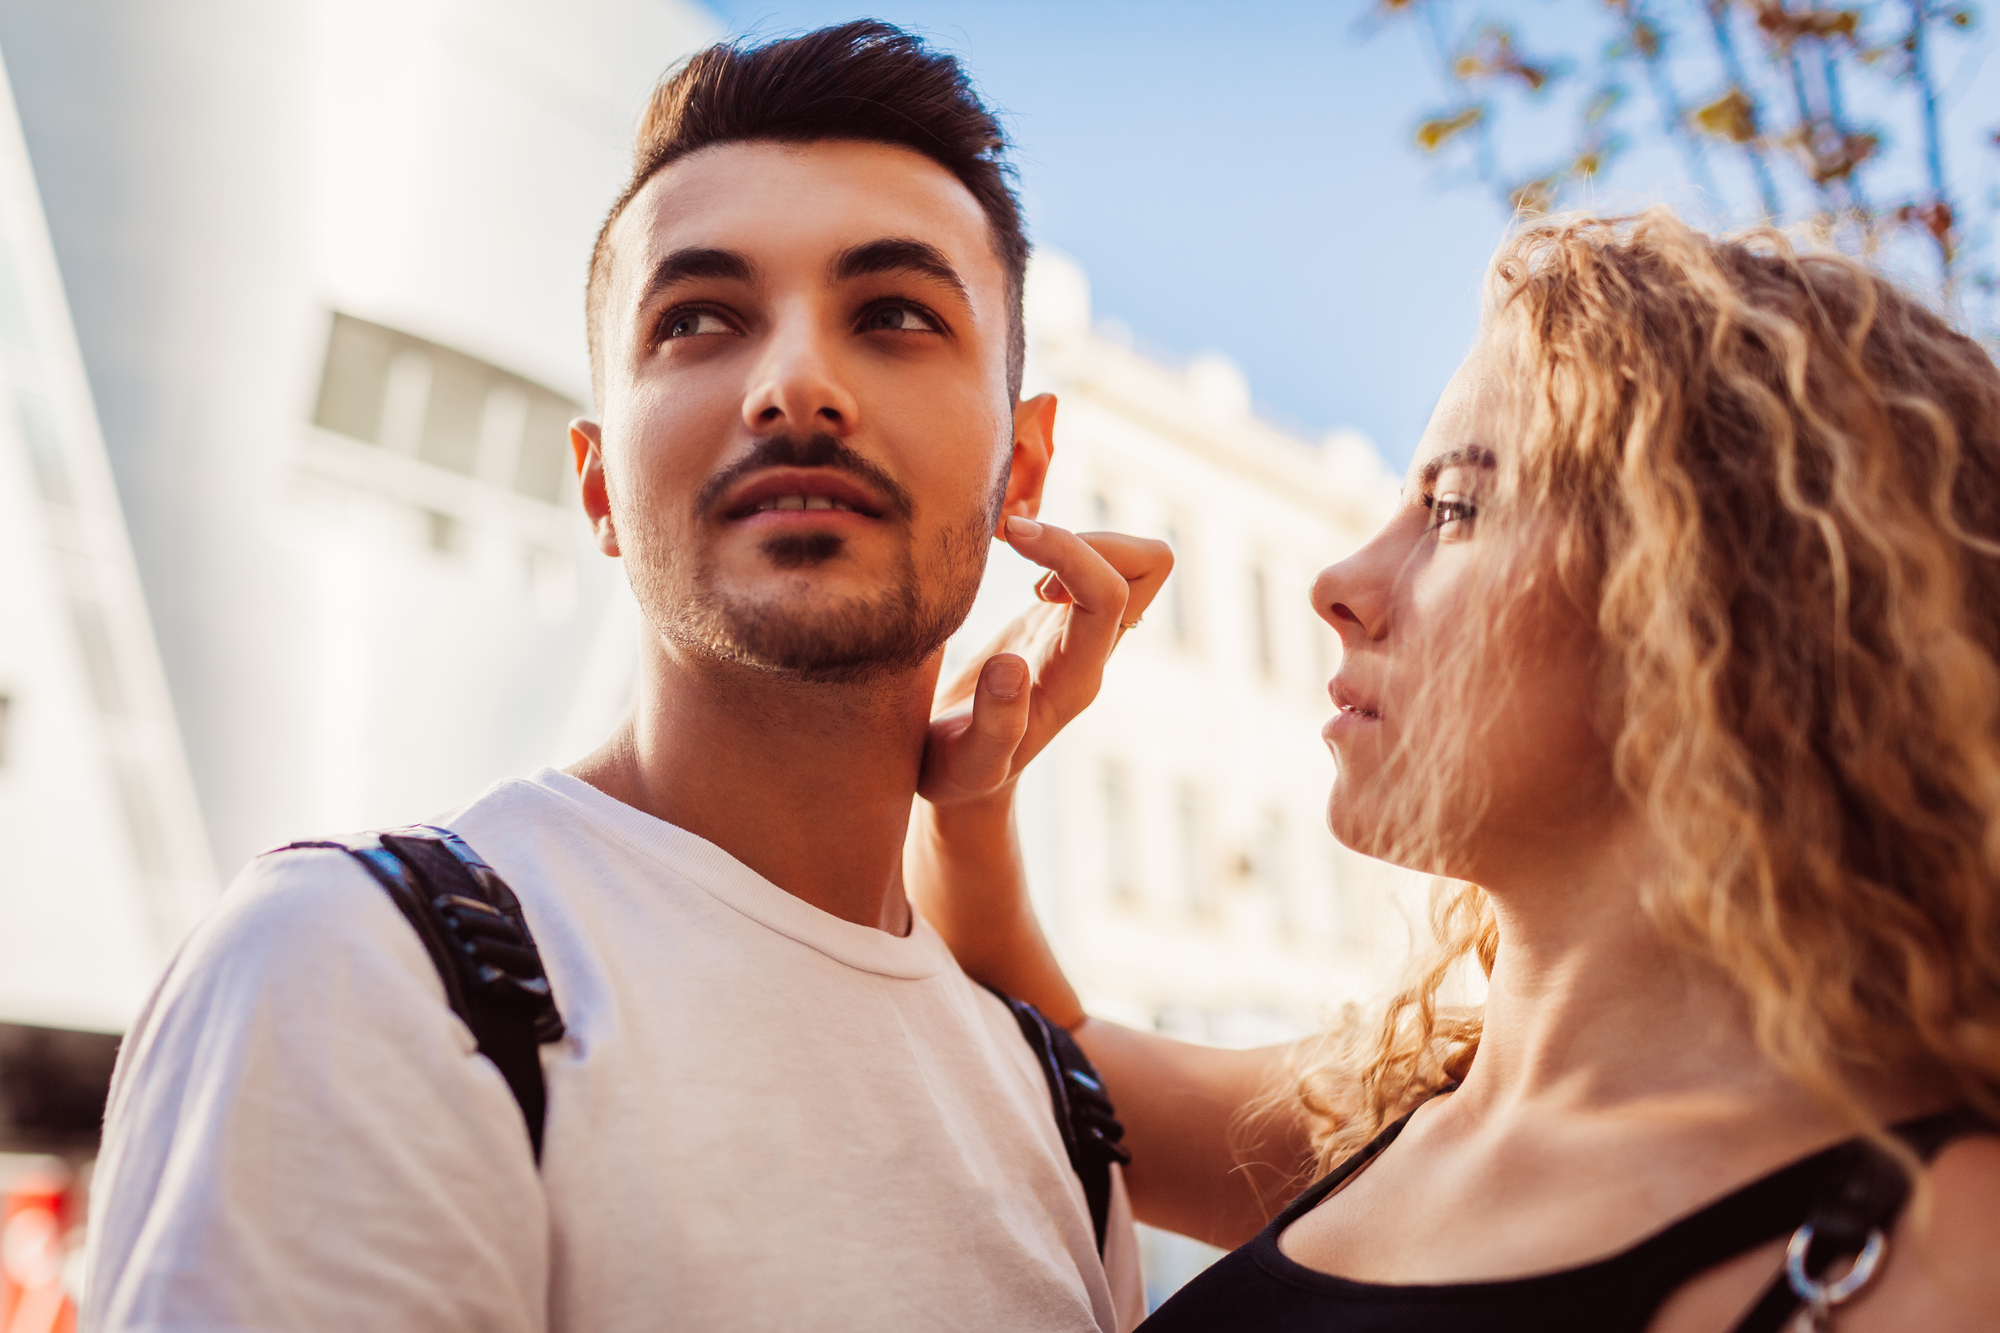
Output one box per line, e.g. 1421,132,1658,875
269,826,566,1162
984,986,1131,1257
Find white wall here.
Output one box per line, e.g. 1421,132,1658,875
0,52,209,1030
0,0,718,876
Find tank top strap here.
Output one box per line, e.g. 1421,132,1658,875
1268,1086,1454,1232
1723,1107,1999,1333
1580,1135,1887,1315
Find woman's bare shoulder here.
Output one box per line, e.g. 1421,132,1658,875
1846,1133,2000,1331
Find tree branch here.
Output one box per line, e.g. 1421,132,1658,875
1702,0,1786,218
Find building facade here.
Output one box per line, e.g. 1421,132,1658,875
0,51,210,1042
966,253,1417,1040
0,0,717,1041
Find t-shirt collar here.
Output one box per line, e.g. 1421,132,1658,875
525,767,951,981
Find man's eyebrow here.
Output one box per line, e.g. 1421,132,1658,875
1417,445,1499,490
829,238,968,299
638,247,756,310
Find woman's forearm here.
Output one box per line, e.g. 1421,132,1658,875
907,793,1320,1246
905,793,1084,1027
1074,1021,1316,1248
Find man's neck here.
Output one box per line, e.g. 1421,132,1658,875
568,634,938,934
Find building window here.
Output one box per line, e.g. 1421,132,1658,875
1101,760,1136,904
15,392,70,506
1328,844,1358,947
1175,781,1211,917
111,757,170,878
1312,615,1335,699
425,510,460,554
1249,565,1275,679
1255,807,1290,931
1164,523,1192,649
311,312,579,505
67,600,126,717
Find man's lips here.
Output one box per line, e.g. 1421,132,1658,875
719,468,889,522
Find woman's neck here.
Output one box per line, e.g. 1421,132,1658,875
1452,818,1819,1125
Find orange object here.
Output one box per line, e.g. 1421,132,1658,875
0,1161,76,1333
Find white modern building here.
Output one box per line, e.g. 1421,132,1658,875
0,0,717,1051
0,53,210,1041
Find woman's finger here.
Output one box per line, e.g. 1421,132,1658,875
923,524,1174,802
918,653,1034,803
1003,518,1129,692
1074,530,1174,625
1001,520,1174,771
931,603,1065,714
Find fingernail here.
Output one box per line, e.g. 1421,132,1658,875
985,657,1026,699
1006,516,1042,540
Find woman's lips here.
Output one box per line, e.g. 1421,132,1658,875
1327,678,1381,719
1324,678,1381,747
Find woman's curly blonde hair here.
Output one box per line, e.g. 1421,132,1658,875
1294,208,2000,1173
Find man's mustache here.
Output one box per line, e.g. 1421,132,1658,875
695,433,915,522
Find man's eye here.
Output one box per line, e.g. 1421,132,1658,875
860,303,940,334
662,309,734,340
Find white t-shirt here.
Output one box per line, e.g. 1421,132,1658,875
84,769,1144,1332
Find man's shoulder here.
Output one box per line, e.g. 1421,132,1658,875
206,773,568,961
174,842,437,1008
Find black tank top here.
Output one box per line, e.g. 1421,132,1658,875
1139,1100,1991,1333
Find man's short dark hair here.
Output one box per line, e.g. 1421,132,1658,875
586,21,1029,407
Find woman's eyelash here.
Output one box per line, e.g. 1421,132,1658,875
1423,492,1479,529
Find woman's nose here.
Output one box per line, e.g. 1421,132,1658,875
1313,529,1398,644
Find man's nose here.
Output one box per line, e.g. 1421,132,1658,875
741,308,859,436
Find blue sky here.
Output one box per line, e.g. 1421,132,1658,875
708,1,2000,469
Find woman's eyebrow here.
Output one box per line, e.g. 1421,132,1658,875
1417,445,1498,489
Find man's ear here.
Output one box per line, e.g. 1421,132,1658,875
995,393,1057,534
571,418,619,557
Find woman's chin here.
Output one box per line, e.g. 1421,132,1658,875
1325,784,1388,859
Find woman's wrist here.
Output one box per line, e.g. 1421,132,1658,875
915,782,1018,840
907,791,1028,934
906,791,1084,1027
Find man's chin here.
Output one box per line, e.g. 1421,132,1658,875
683,593,957,684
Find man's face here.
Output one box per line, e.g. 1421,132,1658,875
582,139,1036,683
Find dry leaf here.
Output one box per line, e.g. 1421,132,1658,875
1693,87,1759,143
1416,106,1484,151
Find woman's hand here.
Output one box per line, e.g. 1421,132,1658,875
907,520,1317,1241
917,519,1172,807
908,520,1169,1027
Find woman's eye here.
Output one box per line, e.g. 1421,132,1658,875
662,309,734,340
1427,492,1479,538
860,303,940,334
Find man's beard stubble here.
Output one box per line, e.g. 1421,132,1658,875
632,432,1005,685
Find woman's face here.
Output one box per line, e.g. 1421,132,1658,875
1313,338,1619,882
